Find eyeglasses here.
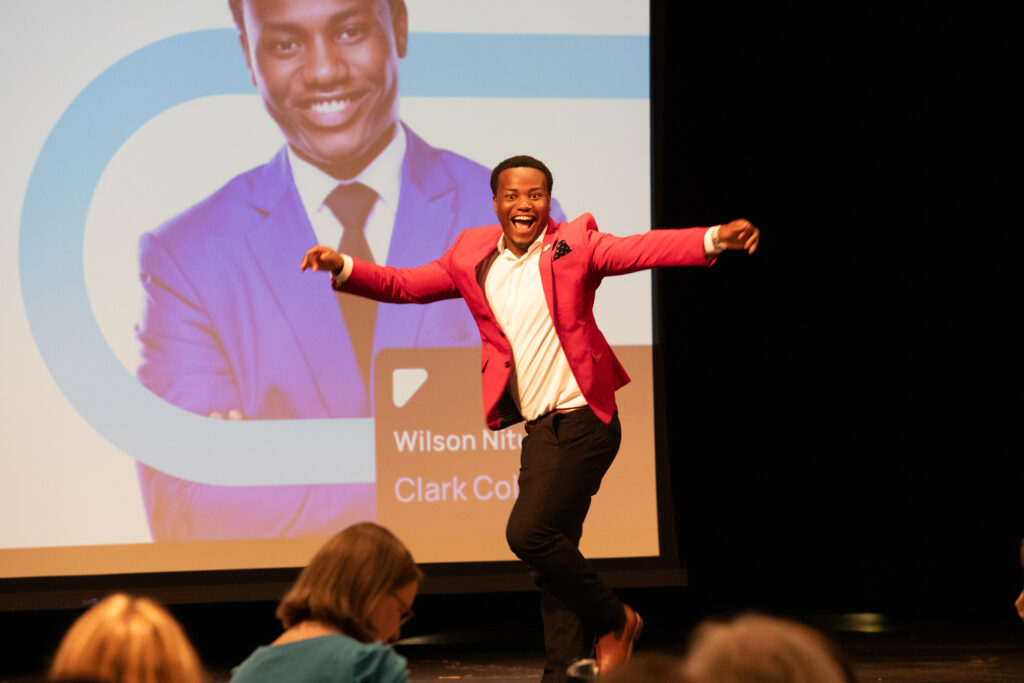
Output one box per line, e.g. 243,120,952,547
393,592,415,626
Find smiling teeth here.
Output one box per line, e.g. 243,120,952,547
310,99,350,114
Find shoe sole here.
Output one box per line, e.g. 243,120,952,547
625,613,644,658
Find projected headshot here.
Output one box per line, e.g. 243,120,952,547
132,0,563,542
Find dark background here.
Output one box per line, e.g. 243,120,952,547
652,1,1019,617
4,2,1019,678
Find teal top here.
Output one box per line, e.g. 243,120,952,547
230,634,409,683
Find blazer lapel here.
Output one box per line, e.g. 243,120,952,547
386,127,460,269
538,222,560,332
376,127,463,348
245,149,367,415
466,234,504,318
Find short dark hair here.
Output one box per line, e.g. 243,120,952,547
490,155,554,195
229,0,405,34
276,523,422,643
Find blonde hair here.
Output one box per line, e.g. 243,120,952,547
681,614,852,683
49,593,203,683
276,522,422,642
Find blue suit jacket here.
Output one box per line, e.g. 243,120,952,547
137,126,496,420
134,126,564,540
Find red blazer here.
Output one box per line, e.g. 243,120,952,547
337,214,711,429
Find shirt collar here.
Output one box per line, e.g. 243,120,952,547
287,125,407,218
496,222,549,260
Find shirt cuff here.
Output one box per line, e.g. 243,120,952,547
704,225,724,256
330,254,355,284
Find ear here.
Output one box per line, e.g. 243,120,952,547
392,1,409,58
493,195,499,214
239,31,257,88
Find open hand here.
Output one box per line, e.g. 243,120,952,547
301,245,344,273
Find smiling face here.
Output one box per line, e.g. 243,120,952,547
239,0,407,179
493,166,552,257
367,580,417,644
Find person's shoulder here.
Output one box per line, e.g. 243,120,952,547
228,644,277,682
435,146,491,184
402,126,492,189
348,640,408,683
461,223,502,235
145,149,290,245
314,636,408,682
553,213,600,239
565,213,599,229
229,636,382,682
453,223,502,247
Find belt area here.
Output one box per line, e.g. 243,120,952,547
524,406,587,434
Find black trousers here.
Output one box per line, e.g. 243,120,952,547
505,407,625,683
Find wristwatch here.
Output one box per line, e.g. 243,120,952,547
711,225,723,252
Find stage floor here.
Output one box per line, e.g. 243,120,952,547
397,617,1024,682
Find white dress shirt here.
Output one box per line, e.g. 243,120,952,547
483,227,588,421
482,223,724,421
288,125,406,263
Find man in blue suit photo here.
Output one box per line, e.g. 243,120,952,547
133,0,563,541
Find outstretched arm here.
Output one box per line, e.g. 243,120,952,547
588,216,761,277
301,245,345,274
714,218,760,254
301,244,461,305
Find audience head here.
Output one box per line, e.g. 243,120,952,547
276,522,422,644
680,613,853,683
48,593,203,683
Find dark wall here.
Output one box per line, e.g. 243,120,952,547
652,2,1019,616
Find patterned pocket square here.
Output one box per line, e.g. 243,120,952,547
552,239,572,261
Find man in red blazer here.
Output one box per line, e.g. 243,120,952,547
302,155,759,680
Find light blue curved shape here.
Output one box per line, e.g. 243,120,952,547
18,29,647,486
18,30,374,486
402,33,649,98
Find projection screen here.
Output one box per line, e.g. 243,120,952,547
0,0,669,595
